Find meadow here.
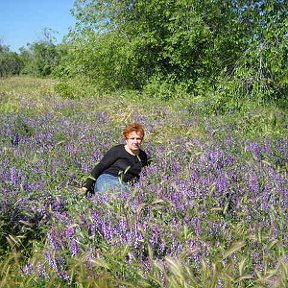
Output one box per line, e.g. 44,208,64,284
0,76,287,288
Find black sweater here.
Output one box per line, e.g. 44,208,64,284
84,144,148,191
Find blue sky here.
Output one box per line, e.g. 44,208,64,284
0,0,76,52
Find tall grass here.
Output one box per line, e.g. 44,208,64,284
0,76,287,287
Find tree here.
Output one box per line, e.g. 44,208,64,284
19,28,62,77
64,0,250,90
0,43,23,77
215,0,288,106
60,0,287,104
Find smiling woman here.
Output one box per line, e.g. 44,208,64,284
80,123,148,194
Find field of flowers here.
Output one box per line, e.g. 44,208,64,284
0,77,288,287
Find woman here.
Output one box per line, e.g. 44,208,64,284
80,123,148,194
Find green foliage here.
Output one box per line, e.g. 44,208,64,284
18,28,63,77
54,81,77,99
0,45,23,77
143,73,188,100
54,0,287,111
66,0,249,91
207,0,288,113
54,77,104,99
19,43,60,77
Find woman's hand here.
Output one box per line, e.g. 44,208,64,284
78,187,88,195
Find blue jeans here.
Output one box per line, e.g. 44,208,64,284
94,173,129,193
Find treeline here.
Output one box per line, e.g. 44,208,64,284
0,45,22,77
1,0,287,109
0,29,64,78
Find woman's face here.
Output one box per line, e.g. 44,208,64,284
126,131,143,153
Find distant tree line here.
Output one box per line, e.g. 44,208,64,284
0,28,63,78
0,44,22,77
1,0,287,109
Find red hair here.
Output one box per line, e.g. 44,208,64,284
123,123,145,139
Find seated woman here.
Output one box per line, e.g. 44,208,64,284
80,123,148,194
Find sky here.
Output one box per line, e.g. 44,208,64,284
0,0,76,52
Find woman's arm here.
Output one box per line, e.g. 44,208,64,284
82,145,121,191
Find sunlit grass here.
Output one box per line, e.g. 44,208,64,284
0,76,56,95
